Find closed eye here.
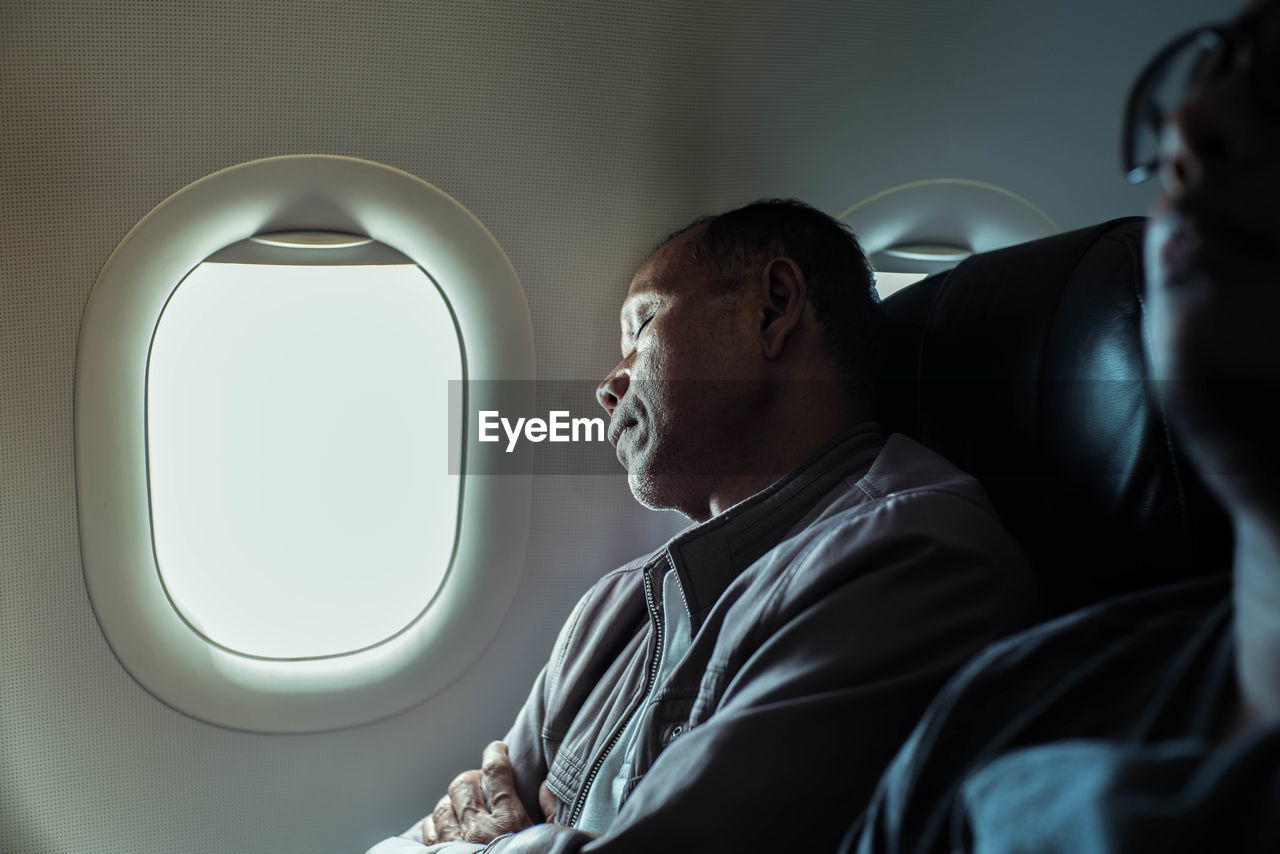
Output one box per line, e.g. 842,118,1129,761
620,305,657,357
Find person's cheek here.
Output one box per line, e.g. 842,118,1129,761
1143,213,1195,382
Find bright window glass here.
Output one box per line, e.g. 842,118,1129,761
146,260,462,659
873,271,930,299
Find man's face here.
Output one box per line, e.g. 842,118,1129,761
596,228,767,521
1143,0,1280,486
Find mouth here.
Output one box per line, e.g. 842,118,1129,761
1154,188,1271,273
1151,198,1251,284
608,415,638,448
1157,212,1203,279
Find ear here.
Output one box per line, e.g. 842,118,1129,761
759,257,807,360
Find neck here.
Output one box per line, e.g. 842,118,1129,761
1231,512,1280,732
703,387,867,519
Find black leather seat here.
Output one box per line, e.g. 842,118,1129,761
875,216,1232,615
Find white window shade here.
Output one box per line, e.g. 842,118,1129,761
147,261,461,659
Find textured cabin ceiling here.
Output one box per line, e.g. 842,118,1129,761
0,1,1230,851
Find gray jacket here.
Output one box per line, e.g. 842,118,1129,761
483,426,1038,852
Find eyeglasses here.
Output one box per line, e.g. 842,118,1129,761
1122,14,1280,184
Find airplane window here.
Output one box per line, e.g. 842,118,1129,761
872,246,969,298
873,271,930,298
842,178,1061,300
146,237,462,659
76,155,533,731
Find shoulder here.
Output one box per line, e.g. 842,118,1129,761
800,433,1012,549
958,719,1280,853
859,575,1232,852
741,437,1042,663
544,549,658,677
795,434,1029,584
857,433,998,509
944,573,1233,692
580,549,655,600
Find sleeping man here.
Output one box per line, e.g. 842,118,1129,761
367,199,1040,852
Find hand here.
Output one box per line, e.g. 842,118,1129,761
422,741,538,845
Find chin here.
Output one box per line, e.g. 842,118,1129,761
627,469,672,511
627,469,706,521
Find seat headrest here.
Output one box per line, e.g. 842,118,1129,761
875,216,1231,615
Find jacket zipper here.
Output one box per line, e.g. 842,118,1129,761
566,557,669,828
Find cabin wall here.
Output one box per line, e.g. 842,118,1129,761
0,1,1226,851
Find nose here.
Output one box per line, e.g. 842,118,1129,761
596,363,629,416
1159,110,1224,198
1158,72,1250,199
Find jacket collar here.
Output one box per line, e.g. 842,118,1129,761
659,422,884,632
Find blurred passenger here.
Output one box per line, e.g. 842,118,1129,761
367,200,1040,853
848,2,1280,851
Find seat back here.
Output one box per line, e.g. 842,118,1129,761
875,217,1231,615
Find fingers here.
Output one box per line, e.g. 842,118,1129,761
427,743,540,846
481,741,529,822
431,792,463,842
448,769,488,822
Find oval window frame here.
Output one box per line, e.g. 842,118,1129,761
75,155,534,732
